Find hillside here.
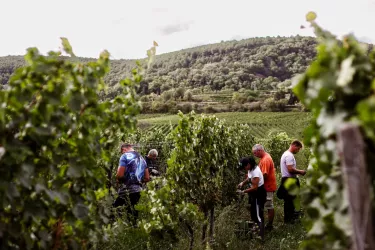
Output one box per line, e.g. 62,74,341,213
0,36,321,112
0,36,316,89
139,36,317,93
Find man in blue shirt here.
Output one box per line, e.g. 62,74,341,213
113,143,150,224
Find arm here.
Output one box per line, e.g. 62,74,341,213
238,174,249,188
260,159,269,180
263,172,268,180
287,165,306,175
261,157,275,180
116,166,126,183
243,177,259,193
116,155,127,182
143,168,150,183
285,154,306,176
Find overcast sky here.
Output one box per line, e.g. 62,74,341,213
1,0,374,59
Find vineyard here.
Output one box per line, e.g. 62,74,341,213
139,112,312,139
0,12,374,250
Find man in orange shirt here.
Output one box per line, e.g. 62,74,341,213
252,144,277,230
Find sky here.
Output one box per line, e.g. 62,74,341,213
1,0,374,59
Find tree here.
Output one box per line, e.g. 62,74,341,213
149,78,162,95
184,90,193,101
162,90,174,102
274,90,286,101
174,87,185,100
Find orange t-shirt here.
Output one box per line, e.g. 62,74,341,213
259,153,277,192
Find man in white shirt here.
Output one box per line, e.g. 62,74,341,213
279,140,306,224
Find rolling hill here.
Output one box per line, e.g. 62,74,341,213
0,36,317,96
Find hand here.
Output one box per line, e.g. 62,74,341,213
300,170,307,176
236,190,245,195
237,182,243,189
151,169,159,175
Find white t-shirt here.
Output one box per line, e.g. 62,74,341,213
280,150,296,177
247,166,264,186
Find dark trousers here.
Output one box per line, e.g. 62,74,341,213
113,192,141,224
280,177,300,223
284,193,296,223
249,185,266,239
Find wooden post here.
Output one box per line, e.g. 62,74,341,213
337,123,375,250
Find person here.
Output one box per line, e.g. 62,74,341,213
237,156,267,240
252,144,277,231
279,140,306,224
145,149,159,178
113,143,150,225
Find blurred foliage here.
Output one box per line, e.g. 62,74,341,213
0,40,142,249
293,12,375,249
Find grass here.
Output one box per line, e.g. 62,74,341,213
212,200,306,250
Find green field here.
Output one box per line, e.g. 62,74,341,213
138,112,312,139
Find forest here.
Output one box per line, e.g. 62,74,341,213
0,36,321,113
0,36,318,91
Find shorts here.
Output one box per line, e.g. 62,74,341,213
264,192,274,209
